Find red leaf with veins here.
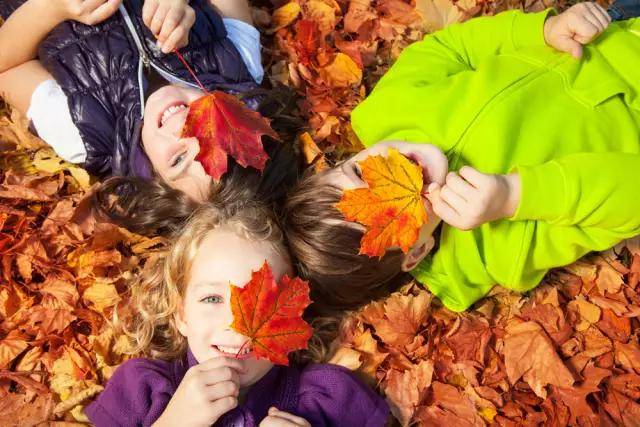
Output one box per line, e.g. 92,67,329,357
230,262,313,366
181,91,279,181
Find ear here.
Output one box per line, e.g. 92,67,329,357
175,303,189,338
401,236,435,272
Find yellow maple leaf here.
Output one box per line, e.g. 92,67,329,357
335,148,427,258
319,53,362,88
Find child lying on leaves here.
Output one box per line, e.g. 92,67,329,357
0,0,297,201
282,3,640,313
85,198,389,426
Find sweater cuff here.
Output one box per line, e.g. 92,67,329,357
510,161,566,222
511,8,556,49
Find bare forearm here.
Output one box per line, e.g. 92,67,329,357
209,0,252,24
0,0,64,73
0,60,53,115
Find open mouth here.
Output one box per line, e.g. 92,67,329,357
211,344,253,358
159,103,188,127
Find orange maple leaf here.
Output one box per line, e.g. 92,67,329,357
335,148,428,258
181,91,279,181
230,262,313,365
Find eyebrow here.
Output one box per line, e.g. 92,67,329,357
192,281,228,291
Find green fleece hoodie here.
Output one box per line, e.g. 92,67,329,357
350,9,640,312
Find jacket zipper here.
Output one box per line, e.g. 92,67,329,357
118,5,199,118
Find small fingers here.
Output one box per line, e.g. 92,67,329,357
458,166,489,187
207,396,238,420
439,185,467,209
142,0,159,27
581,8,606,34
195,356,246,374
149,3,169,35
427,184,462,226
569,6,602,43
157,6,186,44
160,26,184,52
200,366,240,387
587,2,611,30
84,0,121,24
204,380,240,402
160,8,194,52
445,172,475,199
267,408,311,426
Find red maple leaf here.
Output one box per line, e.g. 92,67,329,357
230,262,313,365
181,91,279,181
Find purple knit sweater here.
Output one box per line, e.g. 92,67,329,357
85,350,389,426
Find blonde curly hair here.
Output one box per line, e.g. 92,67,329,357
116,198,338,364
118,198,286,360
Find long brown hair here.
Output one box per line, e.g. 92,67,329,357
282,171,408,315
93,84,304,237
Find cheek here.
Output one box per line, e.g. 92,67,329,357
186,302,229,329
172,167,212,202
141,128,162,166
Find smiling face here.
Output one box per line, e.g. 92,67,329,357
141,85,212,201
175,226,292,388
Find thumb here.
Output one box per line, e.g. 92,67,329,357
558,35,583,58
425,183,440,202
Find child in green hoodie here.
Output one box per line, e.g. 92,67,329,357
282,3,640,313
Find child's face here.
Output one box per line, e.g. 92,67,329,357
176,227,292,388
142,85,212,202
321,141,445,269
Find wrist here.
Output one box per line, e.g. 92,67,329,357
501,173,521,218
542,15,556,46
32,0,69,25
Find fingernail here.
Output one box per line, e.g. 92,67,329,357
427,183,438,192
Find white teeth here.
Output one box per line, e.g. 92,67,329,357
215,345,251,355
160,104,187,126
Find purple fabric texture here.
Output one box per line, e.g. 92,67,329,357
85,350,389,427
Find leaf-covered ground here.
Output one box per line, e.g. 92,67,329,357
4,0,640,425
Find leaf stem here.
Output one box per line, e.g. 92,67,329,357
173,49,208,93
235,340,249,359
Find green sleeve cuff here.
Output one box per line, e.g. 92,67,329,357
511,8,556,49
410,258,480,313
510,161,567,222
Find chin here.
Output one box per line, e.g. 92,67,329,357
239,358,274,387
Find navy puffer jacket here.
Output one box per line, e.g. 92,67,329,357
0,0,257,177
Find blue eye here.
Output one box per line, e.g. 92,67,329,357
171,152,186,167
200,295,223,304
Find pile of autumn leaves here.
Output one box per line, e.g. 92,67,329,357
330,250,640,425
0,108,164,423
3,0,640,425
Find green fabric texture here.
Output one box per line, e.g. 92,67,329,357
350,9,640,312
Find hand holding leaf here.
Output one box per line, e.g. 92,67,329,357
335,148,428,258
